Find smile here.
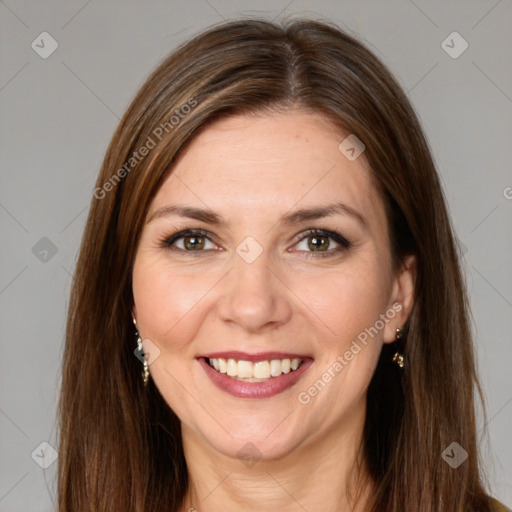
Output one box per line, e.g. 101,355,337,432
207,357,304,382
197,352,313,399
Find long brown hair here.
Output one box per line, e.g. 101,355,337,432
57,17,495,511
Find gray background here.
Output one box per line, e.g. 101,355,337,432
1,1,511,510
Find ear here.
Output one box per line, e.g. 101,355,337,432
383,254,417,344
131,305,137,325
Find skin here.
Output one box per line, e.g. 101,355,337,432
132,109,416,512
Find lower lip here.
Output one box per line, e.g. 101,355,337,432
198,357,313,399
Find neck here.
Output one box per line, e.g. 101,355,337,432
178,401,374,512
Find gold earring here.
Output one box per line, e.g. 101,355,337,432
392,327,404,368
133,317,149,385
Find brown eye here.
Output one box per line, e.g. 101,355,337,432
293,229,351,259
307,235,330,252
183,235,205,250
162,229,216,252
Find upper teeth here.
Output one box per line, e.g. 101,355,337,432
208,357,303,381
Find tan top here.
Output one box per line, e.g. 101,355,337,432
490,497,511,511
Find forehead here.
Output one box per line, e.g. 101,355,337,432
149,110,387,232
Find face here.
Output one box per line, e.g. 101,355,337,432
132,109,415,462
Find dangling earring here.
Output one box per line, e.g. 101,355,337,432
392,327,405,368
133,317,149,385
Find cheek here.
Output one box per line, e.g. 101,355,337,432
294,261,392,350
294,265,390,414
132,255,211,352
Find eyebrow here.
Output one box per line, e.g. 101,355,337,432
146,202,367,229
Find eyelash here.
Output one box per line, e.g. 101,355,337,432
160,228,352,259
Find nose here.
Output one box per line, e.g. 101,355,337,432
216,249,293,333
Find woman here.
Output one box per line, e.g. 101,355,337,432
57,18,509,512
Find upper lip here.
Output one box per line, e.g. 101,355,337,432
197,351,313,362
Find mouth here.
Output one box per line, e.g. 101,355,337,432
197,351,313,399
206,356,304,382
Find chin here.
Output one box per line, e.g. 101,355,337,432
207,427,301,464
179,403,310,464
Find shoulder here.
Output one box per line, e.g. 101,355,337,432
489,497,511,512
